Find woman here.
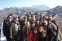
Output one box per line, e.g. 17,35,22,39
23,21,32,41
32,27,38,41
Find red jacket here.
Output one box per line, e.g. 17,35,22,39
32,33,38,41
27,32,33,41
27,32,38,41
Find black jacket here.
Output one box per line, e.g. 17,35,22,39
3,19,10,36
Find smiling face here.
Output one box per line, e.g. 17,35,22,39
39,26,44,32
15,18,19,24
31,22,35,28
8,15,13,22
43,20,48,26
19,16,23,21
26,21,30,27
48,15,53,21
36,20,40,25
34,27,38,34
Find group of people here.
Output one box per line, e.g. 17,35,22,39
3,14,58,41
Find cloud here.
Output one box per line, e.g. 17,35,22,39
42,0,62,8
0,0,62,9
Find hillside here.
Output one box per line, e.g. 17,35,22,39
0,5,62,29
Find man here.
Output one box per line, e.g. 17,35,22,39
39,13,44,21
45,16,58,41
31,15,36,23
10,17,20,41
3,14,13,41
38,26,47,41
19,16,25,41
36,20,40,28
28,14,32,22
42,19,48,41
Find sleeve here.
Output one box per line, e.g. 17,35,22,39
52,23,57,31
51,23,57,36
3,20,7,36
9,23,13,38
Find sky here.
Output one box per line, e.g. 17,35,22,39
0,0,62,10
